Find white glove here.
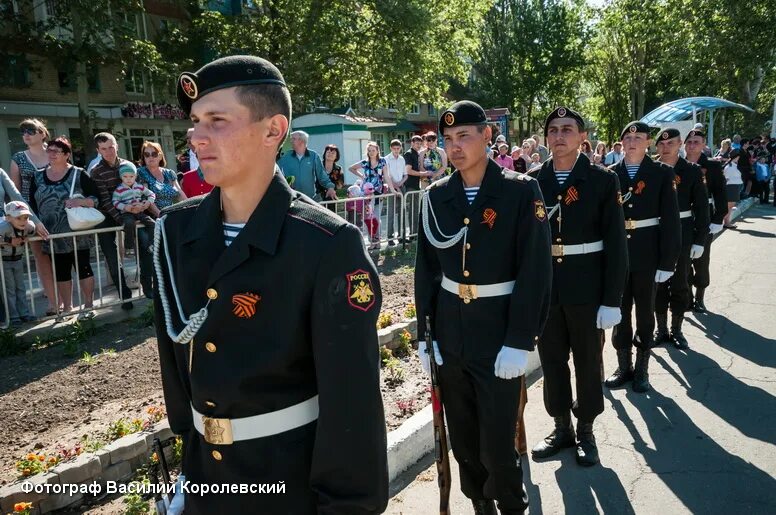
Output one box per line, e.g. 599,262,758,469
167,474,185,515
655,270,674,283
709,223,723,235
418,340,443,374
494,346,528,379
690,244,705,259
596,305,622,330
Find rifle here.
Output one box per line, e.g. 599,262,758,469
426,315,451,515
152,437,173,514
514,376,528,455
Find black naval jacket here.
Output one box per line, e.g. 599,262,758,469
696,153,728,225
610,155,681,273
154,173,388,514
529,153,628,307
415,159,552,357
662,157,710,247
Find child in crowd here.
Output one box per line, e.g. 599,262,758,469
0,201,36,325
362,182,380,249
345,180,364,229
112,163,156,255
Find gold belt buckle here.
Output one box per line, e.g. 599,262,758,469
625,220,636,230
551,244,564,257
203,416,234,445
458,283,478,301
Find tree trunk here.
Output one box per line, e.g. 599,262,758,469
71,3,94,157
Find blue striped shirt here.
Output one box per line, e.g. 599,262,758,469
626,163,640,179
464,186,479,205
555,170,571,186
223,222,246,247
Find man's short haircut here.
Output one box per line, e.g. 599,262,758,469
411,135,423,143
390,139,402,147
290,130,309,144
235,84,292,124
94,132,117,146
613,141,622,147
424,132,437,142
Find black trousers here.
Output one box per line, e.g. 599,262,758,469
537,304,604,422
689,232,713,290
612,270,656,350
656,246,691,316
438,353,528,512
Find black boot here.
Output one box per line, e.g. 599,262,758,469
604,348,633,388
654,312,670,346
632,349,651,393
671,315,689,349
693,288,707,313
531,413,575,459
575,421,599,467
471,499,497,515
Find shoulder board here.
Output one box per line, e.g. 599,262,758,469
503,170,533,182
425,175,451,190
161,194,207,216
287,194,346,237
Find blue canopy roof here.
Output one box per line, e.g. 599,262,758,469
640,96,753,125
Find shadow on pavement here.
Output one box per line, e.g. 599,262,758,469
606,388,776,513
686,312,776,369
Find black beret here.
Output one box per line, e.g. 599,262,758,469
177,55,287,115
544,106,585,135
684,129,706,142
439,100,488,135
620,121,651,140
655,128,681,142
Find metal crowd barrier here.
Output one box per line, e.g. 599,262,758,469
0,225,146,330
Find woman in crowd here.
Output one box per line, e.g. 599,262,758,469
494,143,514,170
418,132,448,185
29,137,99,319
715,138,732,160
581,139,595,161
594,141,607,164
349,142,388,245
136,141,186,214
323,144,345,189
722,149,743,228
511,146,527,174
9,119,57,315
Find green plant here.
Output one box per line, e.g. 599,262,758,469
0,328,31,357
80,351,97,365
135,301,155,328
384,357,405,383
106,418,142,441
394,330,412,358
376,311,394,329
403,303,416,319
62,321,95,357
80,434,105,452
171,436,183,466
101,347,117,356
123,476,152,514
379,346,393,367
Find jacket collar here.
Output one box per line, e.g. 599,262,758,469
537,153,590,201
440,158,503,215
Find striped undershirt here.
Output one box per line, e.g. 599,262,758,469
223,222,246,247
555,170,571,186
625,163,640,179
464,186,479,205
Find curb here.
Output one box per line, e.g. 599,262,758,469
729,196,757,223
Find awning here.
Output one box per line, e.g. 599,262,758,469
641,97,753,125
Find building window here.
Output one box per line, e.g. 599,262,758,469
387,102,397,112
58,64,101,92
410,104,420,115
0,54,30,87
428,104,437,116
128,128,163,163
125,67,146,94
373,134,386,154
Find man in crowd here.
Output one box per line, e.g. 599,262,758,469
416,100,551,514
604,121,680,394
155,55,388,513
91,132,154,306
653,128,710,349
529,107,627,467
532,134,550,163
604,142,624,166
277,130,337,201
384,139,407,245
685,129,727,312
404,135,425,239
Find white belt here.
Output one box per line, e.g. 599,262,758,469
708,198,714,205
192,395,319,445
680,210,692,219
552,240,603,257
625,217,660,230
441,275,514,302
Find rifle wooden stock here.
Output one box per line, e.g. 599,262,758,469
426,316,451,515
514,375,528,455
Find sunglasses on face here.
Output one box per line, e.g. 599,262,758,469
21,128,39,136
144,151,159,158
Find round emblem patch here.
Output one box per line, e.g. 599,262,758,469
629,125,637,133
662,132,669,139
180,74,198,100
558,107,567,117
444,112,455,126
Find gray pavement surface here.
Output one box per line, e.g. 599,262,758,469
388,203,776,514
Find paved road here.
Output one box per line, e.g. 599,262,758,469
388,203,776,514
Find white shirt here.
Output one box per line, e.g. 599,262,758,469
604,150,624,166
384,153,406,185
189,149,200,171
86,155,102,174
723,162,743,185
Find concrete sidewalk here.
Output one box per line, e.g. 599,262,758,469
388,204,776,514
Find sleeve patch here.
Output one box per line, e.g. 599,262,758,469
346,269,376,312
534,200,547,222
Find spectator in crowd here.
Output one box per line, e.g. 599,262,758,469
722,149,743,228
511,146,527,173
522,138,538,164
113,162,156,255
349,142,387,244
0,201,37,325
715,138,732,160
403,135,424,239
491,134,508,157
418,132,448,185
605,141,624,165
383,139,406,245
532,133,550,162
278,130,336,201
345,181,365,230
755,152,772,204
136,141,187,212
322,144,345,190
29,137,99,318
580,139,595,160
176,128,200,180
180,166,214,198
91,132,152,305
731,134,742,150
594,141,607,165
9,118,57,315
362,182,380,250
529,153,541,171
494,143,514,170
739,140,754,197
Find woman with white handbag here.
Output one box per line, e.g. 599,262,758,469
29,136,101,319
